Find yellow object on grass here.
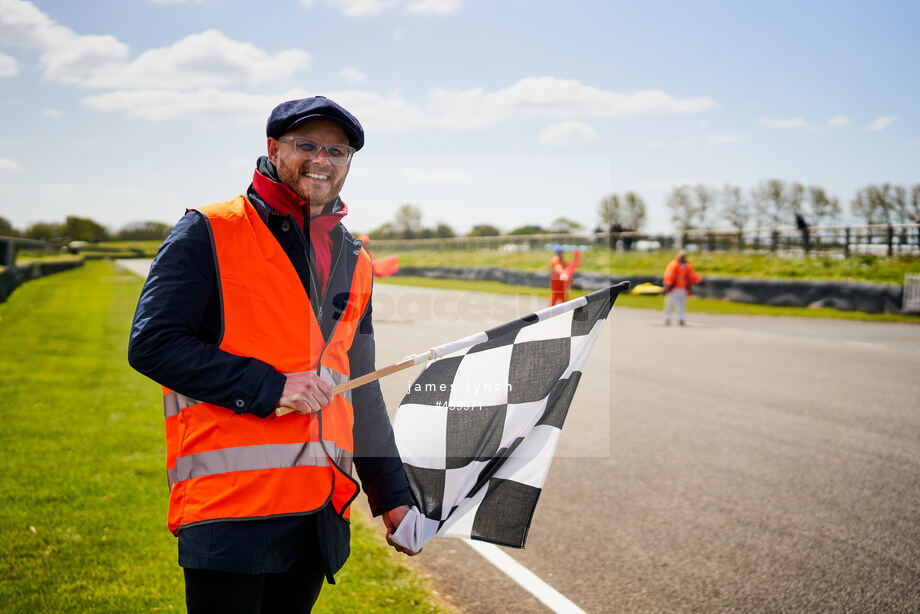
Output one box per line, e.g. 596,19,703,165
630,282,664,295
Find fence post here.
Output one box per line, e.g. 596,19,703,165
0,240,14,266
844,227,850,258
770,230,778,252
887,225,894,257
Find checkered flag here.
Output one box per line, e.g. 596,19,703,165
390,283,629,551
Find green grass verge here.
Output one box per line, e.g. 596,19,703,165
0,261,454,613
375,248,920,285
378,275,920,323
13,254,84,266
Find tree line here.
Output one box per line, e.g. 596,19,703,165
0,217,173,242
3,182,917,245
366,204,588,240
661,181,920,232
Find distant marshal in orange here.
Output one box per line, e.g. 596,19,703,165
549,247,581,305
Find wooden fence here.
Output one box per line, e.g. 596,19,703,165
369,224,920,257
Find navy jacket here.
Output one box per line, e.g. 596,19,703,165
128,157,411,579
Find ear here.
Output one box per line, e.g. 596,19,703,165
267,138,280,165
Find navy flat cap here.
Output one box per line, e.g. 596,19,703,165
266,96,364,151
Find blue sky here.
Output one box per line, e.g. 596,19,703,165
0,0,917,234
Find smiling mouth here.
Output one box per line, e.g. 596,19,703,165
304,171,329,181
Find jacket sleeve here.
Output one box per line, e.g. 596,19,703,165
348,296,413,517
127,211,287,418
662,261,676,286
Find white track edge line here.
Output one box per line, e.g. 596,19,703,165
461,539,588,614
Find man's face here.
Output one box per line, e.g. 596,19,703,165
268,119,351,210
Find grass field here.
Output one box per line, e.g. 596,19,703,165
378,275,920,323
0,261,453,613
375,248,919,285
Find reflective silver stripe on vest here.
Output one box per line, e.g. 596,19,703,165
174,440,351,483
319,365,352,406
167,467,178,490
317,365,354,474
163,391,201,419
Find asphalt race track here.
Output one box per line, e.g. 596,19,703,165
368,283,920,613
119,261,920,613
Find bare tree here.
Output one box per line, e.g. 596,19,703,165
720,184,750,231
693,185,715,228
622,192,647,230
892,185,909,224
393,203,423,238
751,179,789,228
806,186,841,226
787,181,806,221
550,217,584,234
909,184,920,223
666,185,701,230
597,194,620,230
850,184,896,225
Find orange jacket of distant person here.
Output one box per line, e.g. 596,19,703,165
549,251,581,305
663,257,702,294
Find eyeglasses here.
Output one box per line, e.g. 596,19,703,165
277,137,356,166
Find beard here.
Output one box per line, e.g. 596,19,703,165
276,158,346,209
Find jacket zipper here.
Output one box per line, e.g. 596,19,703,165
304,221,345,332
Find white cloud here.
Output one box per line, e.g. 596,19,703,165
757,116,814,129
0,2,308,89
645,138,692,148
82,88,308,121
328,0,398,17
82,77,716,132
401,168,470,182
75,29,309,90
707,132,746,144
417,77,715,130
0,51,18,76
0,157,21,172
41,107,64,117
538,120,599,146
0,0,130,83
340,67,367,84
303,0,461,16
867,115,896,131
826,114,851,127
407,0,462,14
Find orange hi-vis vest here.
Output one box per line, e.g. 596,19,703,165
162,196,372,534
663,259,702,291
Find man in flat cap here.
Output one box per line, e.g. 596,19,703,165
129,96,415,613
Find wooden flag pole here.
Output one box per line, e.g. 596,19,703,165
273,283,630,418
274,355,424,417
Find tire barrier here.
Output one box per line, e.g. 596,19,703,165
396,266,906,315
0,259,85,305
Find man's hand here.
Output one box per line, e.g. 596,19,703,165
383,505,421,556
277,371,333,414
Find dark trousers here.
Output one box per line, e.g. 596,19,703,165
183,555,325,614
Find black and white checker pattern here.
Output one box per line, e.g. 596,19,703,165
392,289,618,549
